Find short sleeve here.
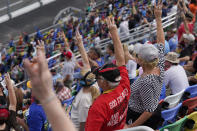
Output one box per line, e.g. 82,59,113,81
118,66,130,89
139,82,158,112
157,44,165,79
85,105,105,131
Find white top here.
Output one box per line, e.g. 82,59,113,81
61,59,75,80
119,21,130,37
94,36,100,45
94,17,100,25
71,89,92,129
126,60,137,79
164,65,189,95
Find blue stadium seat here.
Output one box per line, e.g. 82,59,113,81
185,85,197,98
161,103,182,127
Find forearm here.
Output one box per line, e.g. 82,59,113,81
156,18,165,45
183,17,189,34
128,111,153,127
179,56,190,62
110,31,125,66
78,43,91,69
42,92,76,131
7,83,17,111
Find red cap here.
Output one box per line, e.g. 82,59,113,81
64,51,72,59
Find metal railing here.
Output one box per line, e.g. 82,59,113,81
14,11,177,87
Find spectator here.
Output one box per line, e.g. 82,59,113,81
51,69,62,86
0,73,20,131
167,29,178,52
55,79,71,103
25,98,52,131
85,17,130,131
126,45,137,84
23,41,76,131
71,30,100,131
88,47,104,67
126,2,164,129
105,43,115,63
164,52,189,95
179,33,195,63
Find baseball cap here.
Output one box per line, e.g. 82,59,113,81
138,44,159,62
94,63,121,83
183,34,195,42
64,51,72,59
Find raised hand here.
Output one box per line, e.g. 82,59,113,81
75,28,83,45
5,73,12,87
106,17,117,33
154,0,163,19
23,40,54,103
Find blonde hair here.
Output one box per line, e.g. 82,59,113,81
138,57,159,70
80,69,100,102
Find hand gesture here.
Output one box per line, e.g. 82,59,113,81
106,17,117,33
154,0,163,19
75,28,83,46
23,40,54,103
5,73,12,87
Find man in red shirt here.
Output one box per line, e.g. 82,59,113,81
85,17,131,131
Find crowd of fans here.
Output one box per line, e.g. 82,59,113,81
0,0,196,130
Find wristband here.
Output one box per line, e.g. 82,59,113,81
41,94,57,105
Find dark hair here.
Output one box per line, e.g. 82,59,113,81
191,0,197,4
90,47,102,57
107,43,114,53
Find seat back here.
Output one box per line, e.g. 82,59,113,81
160,82,166,100
62,96,75,106
162,103,182,126
185,112,197,131
159,116,187,131
182,97,197,115
164,90,185,109
185,85,197,98
118,126,154,131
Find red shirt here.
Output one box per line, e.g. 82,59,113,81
178,23,194,40
85,66,131,131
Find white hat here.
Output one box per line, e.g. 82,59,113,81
165,52,180,64
138,44,159,62
128,45,134,53
133,43,142,55
183,34,195,42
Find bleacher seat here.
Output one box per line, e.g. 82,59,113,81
160,82,166,100
163,90,184,109
159,116,187,131
184,85,197,99
118,126,154,131
181,97,197,116
161,103,182,127
185,112,197,131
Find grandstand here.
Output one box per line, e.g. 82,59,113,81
0,0,196,130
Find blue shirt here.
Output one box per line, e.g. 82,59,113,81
168,35,178,52
165,40,170,55
25,103,52,131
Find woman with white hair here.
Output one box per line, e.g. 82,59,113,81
125,1,165,129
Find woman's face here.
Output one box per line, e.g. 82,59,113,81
88,49,98,60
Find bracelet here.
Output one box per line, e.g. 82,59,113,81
41,94,57,105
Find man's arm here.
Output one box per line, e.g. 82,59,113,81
154,0,165,45
5,73,16,111
75,29,91,70
106,17,125,67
